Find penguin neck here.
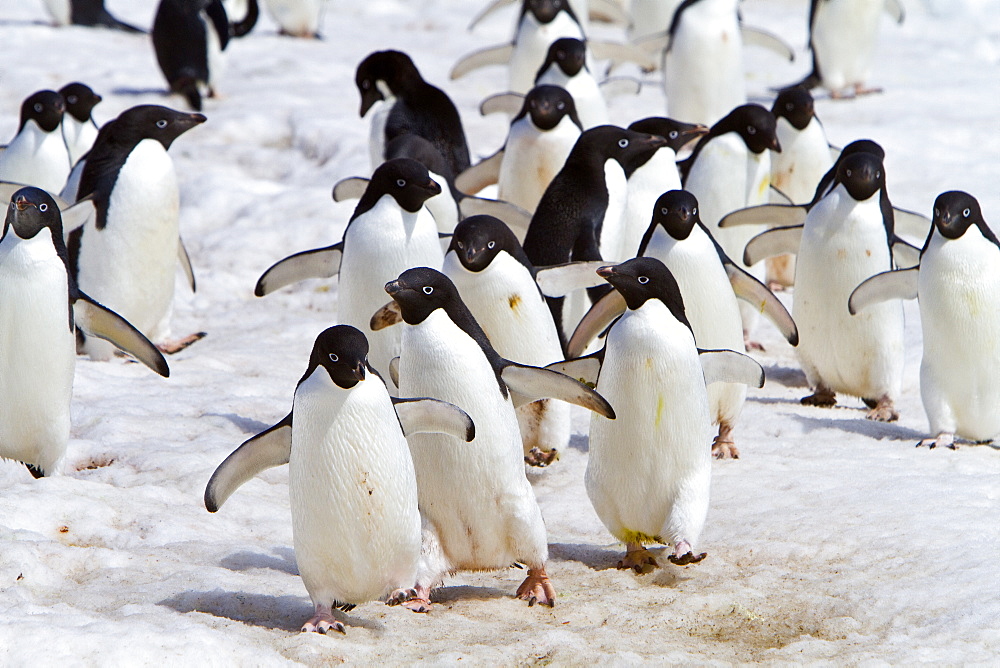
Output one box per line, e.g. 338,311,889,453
425,303,508,398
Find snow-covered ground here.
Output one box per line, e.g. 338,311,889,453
1,0,998,663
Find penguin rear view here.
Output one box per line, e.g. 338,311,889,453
152,0,231,111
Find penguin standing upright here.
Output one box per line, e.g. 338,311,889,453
504,0,587,95
849,191,1000,448
41,0,143,31
262,0,324,37
1,187,167,478
355,50,471,178
152,0,230,111
204,325,474,633
68,105,206,360
0,90,70,194
59,82,102,166
533,38,607,129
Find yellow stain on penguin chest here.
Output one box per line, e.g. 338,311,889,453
508,294,521,312
655,394,666,428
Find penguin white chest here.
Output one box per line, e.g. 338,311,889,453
598,160,630,261
772,118,833,204
263,0,324,36
498,116,579,213
621,150,681,259
367,90,396,170
510,12,584,94
536,67,606,129
63,118,99,166
811,0,883,92
0,121,71,195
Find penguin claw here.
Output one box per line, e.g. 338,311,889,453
617,548,658,574
515,568,555,607
865,396,899,422
917,434,956,450
524,447,559,467
388,586,432,612
801,388,837,407
668,551,707,566
301,614,345,634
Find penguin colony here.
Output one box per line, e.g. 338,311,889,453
1,0,995,641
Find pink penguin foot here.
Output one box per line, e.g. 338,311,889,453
524,447,559,468
712,423,739,460
387,586,433,613
301,604,345,634
917,433,956,450
516,567,555,607
156,331,206,354
864,395,899,422
668,540,707,566
617,545,659,574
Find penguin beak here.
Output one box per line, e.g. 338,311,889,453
465,246,479,264
384,279,403,297
596,265,617,279
426,179,442,196
14,196,32,212
769,135,782,152
353,361,366,382
359,89,384,117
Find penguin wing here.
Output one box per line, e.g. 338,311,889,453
205,0,231,51
204,414,292,513
371,301,403,333
479,93,524,118
698,349,765,388
743,225,804,267
590,0,630,24
589,40,659,73
545,351,604,388
254,243,342,297
848,267,919,315
178,237,196,292
598,76,642,100
467,0,515,30
392,398,476,442
59,197,97,236
73,293,170,377
891,236,921,269
769,185,794,205
535,261,608,297
719,204,807,228
388,356,400,389
892,207,932,242
884,0,905,24
501,362,616,418
332,177,369,202
450,44,515,80
725,263,799,346
458,196,532,241
739,25,795,62
567,289,626,358
455,149,504,194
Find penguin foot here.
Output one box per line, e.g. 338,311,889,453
156,332,206,355
744,337,766,352
515,567,555,607
917,433,956,450
524,447,559,467
865,396,899,422
667,541,706,566
801,387,836,407
387,586,433,613
301,605,345,634
711,424,739,459
617,546,658,574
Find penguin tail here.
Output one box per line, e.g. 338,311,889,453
23,462,45,479
172,77,203,112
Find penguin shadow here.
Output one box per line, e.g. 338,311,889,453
209,412,273,435
431,584,509,605
788,411,927,442
761,364,810,389
549,543,690,587
110,86,174,98
566,432,590,454
220,547,298,576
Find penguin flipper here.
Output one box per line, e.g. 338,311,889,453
598,76,642,100
60,197,96,236
458,197,532,241
725,264,799,346
502,363,616,418
891,236,921,269
479,93,524,117
768,185,794,205
535,261,608,298
739,25,795,62
567,289,627,358
388,357,400,388
467,0,516,30
455,150,504,195
589,40,659,73
450,44,515,80
204,414,292,512
254,244,342,296
545,352,604,388
370,301,404,332
590,0,630,24
848,267,919,315
743,225,804,267
392,398,475,442
884,0,905,24
719,203,806,228
332,177,369,202
73,294,170,377
698,349,765,388
178,237,196,292
892,207,932,241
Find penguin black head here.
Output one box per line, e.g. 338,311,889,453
836,151,884,202
517,85,582,131
713,104,781,154
524,0,575,24
364,158,442,214
771,88,815,131
106,105,206,150
385,267,459,325
628,117,708,153
59,82,102,123
651,190,701,241
19,90,65,133
596,257,690,327
4,187,62,242
839,139,885,163
578,125,669,173
356,50,423,116
307,325,369,389
538,38,586,79
448,215,525,273
932,191,989,241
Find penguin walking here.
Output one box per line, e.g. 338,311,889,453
373,267,615,609
68,105,206,360
152,0,230,111
41,0,143,31
849,191,1000,449
1,187,168,478
256,159,444,379
59,82,103,166
550,258,762,570
205,325,474,632
262,0,324,37
355,50,471,178
0,90,70,195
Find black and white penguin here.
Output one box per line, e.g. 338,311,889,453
221,0,259,36
59,82,102,166
204,325,474,632
550,257,762,570
355,50,471,178
849,191,1000,448
372,266,615,609
533,38,606,129
152,0,231,111
68,105,206,360
0,90,70,194
262,0,323,37
41,0,143,31
0,187,167,478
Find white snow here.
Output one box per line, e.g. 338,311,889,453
1,0,998,663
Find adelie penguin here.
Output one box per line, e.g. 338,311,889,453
261,0,322,38
533,38,608,129
370,267,616,609
152,0,231,111
850,191,1000,449
59,82,103,166
41,0,143,31
0,187,168,478
549,258,763,570
0,90,71,195
205,325,475,633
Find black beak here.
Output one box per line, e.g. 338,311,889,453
353,361,366,382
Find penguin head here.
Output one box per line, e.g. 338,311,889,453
356,50,422,116
518,85,582,131
308,325,369,389
838,139,885,164
771,87,815,131
538,38,587,79
448,215,521,272
651,190,701,241
3,187,62,242
110,105,206,149
596,257,690,326
59,82,102,123
932,191,985,241
714,104,781,154
524,0,574,24
628,117,708,153
836,151,884,202
385,134,454,185
581,125,669,173
385,267,458,325
368,158,442,213
19,90,64,133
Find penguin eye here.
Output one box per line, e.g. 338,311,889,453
487,241,495,249
669,130,678,139
328,353,339,363
396,179,406,187
786,103,794,111
156,119,168,129
67,95,78,104
845,169,852,178
33,103,43,113
875,170,881,179
963,208,971,217
38,203,48,212
456,241,464,249
529,99,537,109
362,80,371,90
637,276,649,284
692,207,697,215
933,208,940,217
618,138,629,148
422,286,434,295
747,126,757,135
660,207,668,215
556,50,565,59
556,101,565,111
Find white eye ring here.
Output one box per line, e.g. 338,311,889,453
637,276,649,284
934,208,940,217
556,101,565,110
38,203,48,212
67,96,78,104
487,241,495,249
669,130,678,138
618,138,629,148
396,179,406,187
876,171,881,179
660,207,668,215
692,207,697,215
328,353,339,362
362,80,371,90
156,119,167,129
963,208,971,217
786,102,794,111
422,286,434,295
33,103,43,113
846,169,852,178
456,241,464,249
747,126,757,135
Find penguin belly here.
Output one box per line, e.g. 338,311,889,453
811,0,882,93
338,196,443,379
772,117,832,205
596,160,629,262
510,12,584,95
0,232,75,475
793,191,903,400
63,118,99,167
587,302,712,549
620,150,681,260
0,122,71,195
290,371,420,606
918,232,1000,442
42,0,72,24
497,116,579,214
398,310,548,572
264,0,323,37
